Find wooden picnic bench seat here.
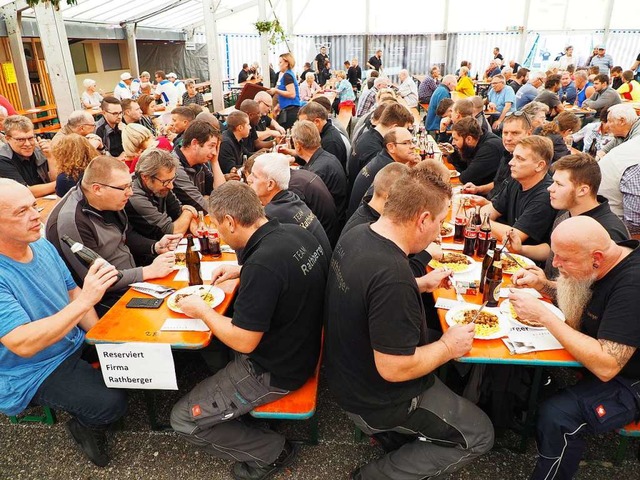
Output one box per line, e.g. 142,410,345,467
615,420,640,464
250,353,322,444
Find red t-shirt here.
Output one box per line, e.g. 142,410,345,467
127,136,174,173
0,95,18,115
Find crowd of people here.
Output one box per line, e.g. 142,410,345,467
1,42,639,480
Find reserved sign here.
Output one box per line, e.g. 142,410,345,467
95,343,178,390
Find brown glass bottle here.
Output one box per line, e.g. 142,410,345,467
479,238,497,294
482,246,502,307
186,234,203,286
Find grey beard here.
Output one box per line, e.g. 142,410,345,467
556,274,595,329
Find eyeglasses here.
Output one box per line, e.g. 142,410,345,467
95,182,133,192
105,111,123,116
505,111,532,129
152,174,177,187
393,140,415,146
8,135,37,144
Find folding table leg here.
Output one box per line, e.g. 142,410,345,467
518,366,544,452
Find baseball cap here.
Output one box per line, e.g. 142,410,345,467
597,44,606,50
120,72,132,80
167,72,178,79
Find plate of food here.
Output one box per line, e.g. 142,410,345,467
500,299,565,329
167,285,225,314
446,305,508,339
501,252,535,274
440,222,455,238
429,251,475,273
174,252,202,269
449,170,460,179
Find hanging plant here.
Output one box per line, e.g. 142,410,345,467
254,20,287,46
26,0,78,8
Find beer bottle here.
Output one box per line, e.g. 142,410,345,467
210,231,222,258
482,246,502,307
61,235,123,281
462,214,478,256
479,237,497,294
186,234,203,286
476,213,492,257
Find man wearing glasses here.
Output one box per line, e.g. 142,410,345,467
254,91,286,136
487,74,516,130
52,110,103,151
46,156,179,316
95,96,124,158
126,149,198,242
0,115,56,197
348,127,420,218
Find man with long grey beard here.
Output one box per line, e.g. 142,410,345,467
509,216,640,480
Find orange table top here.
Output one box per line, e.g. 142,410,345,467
434,172,580,367
85,252,239,349
17,104,57,115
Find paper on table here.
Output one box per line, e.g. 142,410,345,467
173,261,239,281
434,298,480,310
176,242,200,252
161,318,210,332
503,326,563,354
442,243,464,251
42,194,59,200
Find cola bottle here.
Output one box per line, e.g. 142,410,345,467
462,215,478,256
476,213,492,257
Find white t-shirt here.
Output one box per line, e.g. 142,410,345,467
173,80,187,100
155,80,179,108
113,82,133,100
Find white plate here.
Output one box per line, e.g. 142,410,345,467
445,305,509,340
501,253,535,274
167,285,225,314
449,170,460,178
501,299,565,329
440,222,455,238
429,251,475,273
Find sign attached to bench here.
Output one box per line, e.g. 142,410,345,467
96,343,177,390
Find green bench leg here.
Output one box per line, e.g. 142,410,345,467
614,436,630,466
308,415,319,445
9,406,56,425
354,426,365,442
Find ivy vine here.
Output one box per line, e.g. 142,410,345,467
26,0,78,8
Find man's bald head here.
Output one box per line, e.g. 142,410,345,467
0,179,30,210
195,112,221,130
240,99,260,115
551,217,611,256
254,91,273,105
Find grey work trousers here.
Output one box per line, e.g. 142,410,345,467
348,376,494,479
170,353,289,467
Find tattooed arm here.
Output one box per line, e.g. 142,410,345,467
598,340,636,370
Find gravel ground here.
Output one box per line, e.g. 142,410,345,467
2,360,638,480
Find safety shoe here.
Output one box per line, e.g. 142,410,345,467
231,440,296,480
65,417,110,467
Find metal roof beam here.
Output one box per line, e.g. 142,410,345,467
121,0,197,26
182,0,258,32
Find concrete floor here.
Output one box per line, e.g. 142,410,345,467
2,361,638,480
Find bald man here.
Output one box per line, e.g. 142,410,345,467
0,179,126,467
254,91,286,136
509,216,640,480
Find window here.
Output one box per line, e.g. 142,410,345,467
70,43,89,74
100,43,123,71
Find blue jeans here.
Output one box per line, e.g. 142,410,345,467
31,346,127,428
531,376,640,480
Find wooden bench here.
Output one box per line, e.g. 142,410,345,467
250,355,322,445
615,421,640,464
34,124,61,136
9,406,56,425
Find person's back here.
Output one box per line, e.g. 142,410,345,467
265,189,332,256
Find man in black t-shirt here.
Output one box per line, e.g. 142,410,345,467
510,217,640,480
326,168,493,479
237,63,250,84
171,181,328,480
291,120,348,225
367,50,383,72
298,102,348,170
249,153,331,256
314,46,329,73
480,135,557,245
348,127,420,218
506,153,629,275
218,111,251,175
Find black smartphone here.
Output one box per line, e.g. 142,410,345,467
125,297,163,309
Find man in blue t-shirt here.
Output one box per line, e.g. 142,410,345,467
0,179,126,467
